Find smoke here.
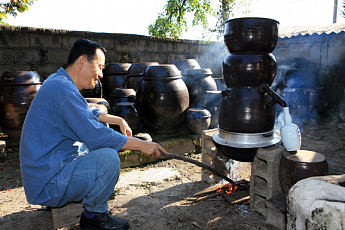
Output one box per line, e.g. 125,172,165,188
273,58,326,133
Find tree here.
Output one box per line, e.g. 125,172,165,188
0,0,36,25
148,0,250,39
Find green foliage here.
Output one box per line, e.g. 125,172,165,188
0,0,36,25
149,0,251,39
149,0,213,38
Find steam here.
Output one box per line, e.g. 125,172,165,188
273,58,325,133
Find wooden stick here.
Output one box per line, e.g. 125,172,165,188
231,196,250,204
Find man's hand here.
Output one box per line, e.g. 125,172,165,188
121,137,167,157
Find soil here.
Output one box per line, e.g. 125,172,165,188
0,115,345,230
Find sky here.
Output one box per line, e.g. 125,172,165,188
3,0,345,41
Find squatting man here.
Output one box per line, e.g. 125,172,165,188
20,39,167,230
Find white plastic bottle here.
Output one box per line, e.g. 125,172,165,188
280,107,301,151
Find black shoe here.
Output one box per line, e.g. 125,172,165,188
79,211,130,230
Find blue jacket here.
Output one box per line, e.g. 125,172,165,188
19,67,127,204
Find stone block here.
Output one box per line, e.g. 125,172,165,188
52,202,83,229
287,175,345,230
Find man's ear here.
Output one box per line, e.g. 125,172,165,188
77,55,87,69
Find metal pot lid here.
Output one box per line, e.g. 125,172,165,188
103,63,131,75
212,128,281,148
110,88,136,98
144,64,182,79
0,71,43,85
185,108,211,118
183,68,213,76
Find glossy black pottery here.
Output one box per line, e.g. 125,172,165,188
218,85,285,133
101,63,131,102
123,62,158,91
224,17,279,53
222,52,277,88
110,102,142,135
184,108,211,135
182,68,217,108
170,59,201,72
279,150,329,196
109,88,136,109
137,64,189,135
0,71,43,140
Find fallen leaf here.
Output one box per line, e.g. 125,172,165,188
0,166,4,170
9,179,15,182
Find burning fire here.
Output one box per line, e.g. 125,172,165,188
216,171,248,194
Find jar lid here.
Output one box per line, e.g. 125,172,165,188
170,59,201,71
126,62,159,76
0,71,43,85
185,108,211,118
144,64,182,79
103,63,131,75
183,68,213,76
110,88,136,98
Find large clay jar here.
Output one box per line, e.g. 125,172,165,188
137,64,189,135
218,87,275,133
110,102,142,135
222,52,277,88
80,79,102,98
123,62,158,92
0,71,43,140
182,68,217,108
170,59,201,73
101,63,131,102
224,17,279,53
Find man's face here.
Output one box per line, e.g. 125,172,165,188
81,49,105,89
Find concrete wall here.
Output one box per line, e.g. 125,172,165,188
1,25,345,113
0,25,227,79
274,32,345,112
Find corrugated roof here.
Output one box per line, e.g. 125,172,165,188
278,23,345,38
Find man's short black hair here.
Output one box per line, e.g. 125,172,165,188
67,39,107,66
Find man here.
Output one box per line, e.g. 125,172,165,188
19,39,167,230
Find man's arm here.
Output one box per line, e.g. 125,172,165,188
98,113,132,137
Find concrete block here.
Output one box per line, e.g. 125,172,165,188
266,193,287,230
201,128,252,184
29,34,61,49
328,33,343,47
250,146,285,218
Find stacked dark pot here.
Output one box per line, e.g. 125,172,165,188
213,17,286,162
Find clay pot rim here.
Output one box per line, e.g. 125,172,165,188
225,17,279,25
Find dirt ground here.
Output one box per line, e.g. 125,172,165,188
0,114,345,230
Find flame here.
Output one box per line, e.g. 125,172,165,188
216,174,248,194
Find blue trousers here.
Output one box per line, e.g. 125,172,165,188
41,148,120,213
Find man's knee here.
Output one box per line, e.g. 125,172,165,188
95,148,120,172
